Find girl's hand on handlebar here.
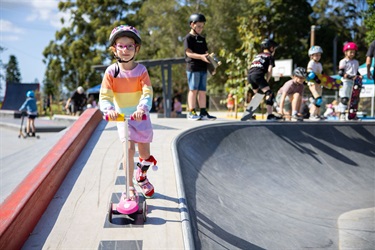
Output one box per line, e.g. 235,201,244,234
132,110,145,121
106,110,118,121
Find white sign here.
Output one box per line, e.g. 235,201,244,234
272,59,293,77
360,84,375,98
359,65,374,76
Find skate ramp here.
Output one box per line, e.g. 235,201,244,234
1,83,40,110
175,122,375,249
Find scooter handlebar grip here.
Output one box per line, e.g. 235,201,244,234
129,114,147,120
104,114,147,121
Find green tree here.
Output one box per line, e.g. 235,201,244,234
137,0,188,95
5,55,22,83
42,0,367,109
309,0,368,73
365,0,375,43
43,0,145,93
219,0,312,110
0,46,5,93
138,0,252,97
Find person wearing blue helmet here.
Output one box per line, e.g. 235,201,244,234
19,90,38,137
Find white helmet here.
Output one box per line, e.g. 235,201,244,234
77,86,84,94
308,46,323,56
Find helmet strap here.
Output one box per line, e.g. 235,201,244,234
114,54,134,63
191,23,204,37
191,29,205,39
190,24,198,36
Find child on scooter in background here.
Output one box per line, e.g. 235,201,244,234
19,90,38,137
306,46,324,121
337,42,360,121
100,25,157,198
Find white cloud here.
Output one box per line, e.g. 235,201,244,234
12,0,71,29
0,35,20,42
0,19,23,41
27,0,58,21
0,19,23,33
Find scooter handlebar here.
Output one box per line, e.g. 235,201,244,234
104,113,147,121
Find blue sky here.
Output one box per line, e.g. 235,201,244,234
0,0,70,97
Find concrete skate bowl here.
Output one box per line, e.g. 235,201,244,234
174,122,375,250
1,83,40,110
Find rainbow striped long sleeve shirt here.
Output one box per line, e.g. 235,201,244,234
99,63,153,115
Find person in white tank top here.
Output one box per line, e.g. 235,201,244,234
306,46,324,121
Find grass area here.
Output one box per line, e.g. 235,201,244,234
37,101,66,117
0,100,65,117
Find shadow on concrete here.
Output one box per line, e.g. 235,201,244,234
175,122,375,249
22,121,106,249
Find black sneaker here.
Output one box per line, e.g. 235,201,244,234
267,114,282,121
200,111,216,120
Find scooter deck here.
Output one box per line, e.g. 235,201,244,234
108,192,147,224
115,191,139,215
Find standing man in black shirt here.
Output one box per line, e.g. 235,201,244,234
366,40,375,80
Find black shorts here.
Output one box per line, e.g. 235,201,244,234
28,114,37,119
248,73,269,90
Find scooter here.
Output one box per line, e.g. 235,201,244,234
18,113,40,139
106,114,147,223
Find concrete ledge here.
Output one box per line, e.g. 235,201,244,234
0,110,16,118
52,114,79,122
0,108,103,250
0,121,67,133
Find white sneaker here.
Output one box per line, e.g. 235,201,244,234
188,111,201,121
291,114,303,122
309,115,320,121
339,114,346,121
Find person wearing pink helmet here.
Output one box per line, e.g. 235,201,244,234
100,25,157,198
337,42,361,121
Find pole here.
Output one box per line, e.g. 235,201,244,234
161,65,166,117
310,25,316,47
167,64,172,118
333,35,337,74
